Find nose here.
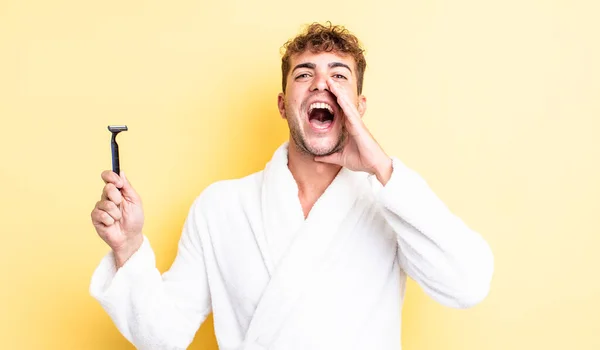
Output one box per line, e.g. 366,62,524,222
310,72,329,92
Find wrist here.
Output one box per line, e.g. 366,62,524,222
113,234,143,269
374,157,393,186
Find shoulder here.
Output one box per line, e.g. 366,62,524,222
191,170,264,214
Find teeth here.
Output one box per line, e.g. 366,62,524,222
308,102,334,114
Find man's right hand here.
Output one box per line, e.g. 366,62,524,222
91,171,145,268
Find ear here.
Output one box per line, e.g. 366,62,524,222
358,95,367,117
277,93,286,119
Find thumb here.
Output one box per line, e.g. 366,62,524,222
120,171,140,202
314,152,344,166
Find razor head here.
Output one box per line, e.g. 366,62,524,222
108,125,128,133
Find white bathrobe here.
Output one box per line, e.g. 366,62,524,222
90,142,494,350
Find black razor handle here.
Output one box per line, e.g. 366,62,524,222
108,125,127,175
111,134,120,175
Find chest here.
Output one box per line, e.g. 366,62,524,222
202,201,398,315
299,189,325,220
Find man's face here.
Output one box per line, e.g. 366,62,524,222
278,50,364,157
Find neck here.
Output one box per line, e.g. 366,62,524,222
287,139,341,198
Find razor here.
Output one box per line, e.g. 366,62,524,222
107,125,128,175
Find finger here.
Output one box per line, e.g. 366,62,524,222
326,79,362,125
96,200,122,222
101,183,123,206
119,171,140,203
326,78,353,107
314,152,344,166
91,207,115,226
101,170,123,188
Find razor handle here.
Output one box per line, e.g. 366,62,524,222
111,135,121,175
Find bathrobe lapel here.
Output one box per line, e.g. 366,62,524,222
244,142,366,348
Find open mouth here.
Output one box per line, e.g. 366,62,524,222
308,102,335,130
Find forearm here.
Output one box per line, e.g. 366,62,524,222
91,235,211,349
374,157,494,308
91,196,213,348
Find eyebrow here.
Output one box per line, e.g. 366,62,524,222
292,62,316,73
291,62,353,74
329,62,352,73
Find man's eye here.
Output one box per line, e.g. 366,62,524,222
333,74,347,79
296,73,311,79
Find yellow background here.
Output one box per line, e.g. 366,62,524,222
1,0,598,349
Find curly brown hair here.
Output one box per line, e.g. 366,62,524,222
281,22,367,94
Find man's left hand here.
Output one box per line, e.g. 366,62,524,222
314,78,393,185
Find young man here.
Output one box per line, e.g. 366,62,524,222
90,23,494,350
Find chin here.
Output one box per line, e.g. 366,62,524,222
289,120,347,157
304,133,346,157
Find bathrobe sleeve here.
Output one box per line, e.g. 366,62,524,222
89,195,212,350
373,157,495,309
